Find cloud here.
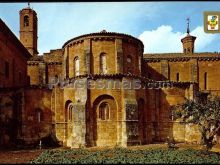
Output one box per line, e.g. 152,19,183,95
139,25,218,53
191,26,217,51
32,2,162,54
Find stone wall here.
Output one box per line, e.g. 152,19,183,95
145,57,220,96
22,87,53,144
0,19,30,88
0,89,24,146
63,32,143,78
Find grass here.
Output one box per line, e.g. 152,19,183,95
30,147,220,164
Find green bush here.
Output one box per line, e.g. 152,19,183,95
30,148,220,164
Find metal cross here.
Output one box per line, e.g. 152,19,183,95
186,17,190,34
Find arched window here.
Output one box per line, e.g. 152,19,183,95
204,72,207,90
66,55,69,78
187,47,191,53
99,102,110,120
24,15,29,27
74,56,80,76
127,55,132,73
176,73,179,82
68,104,73,121
100,53,107,74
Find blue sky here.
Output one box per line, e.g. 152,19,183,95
1,2,220,54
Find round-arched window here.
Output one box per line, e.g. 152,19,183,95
24,15,29,27
68,104,74,121
100,53,107,74
99,102,110,120
74,56,80,76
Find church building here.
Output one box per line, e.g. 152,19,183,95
0,5,219,148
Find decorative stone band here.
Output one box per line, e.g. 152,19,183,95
59,73,196,89
27,61,40,65
144,53,220,62
25,85,53,90
27,61,62,65
62,31,144,52
23,73,196,90
47,62,62,65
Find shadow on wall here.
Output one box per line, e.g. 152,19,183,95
145,89,176,144
0,91,23,149
0,90,60,150
144,64,169,81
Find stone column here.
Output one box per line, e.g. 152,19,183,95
190,59,198,83
115,39,123,73
84,39,91,74
121,78,139,146
38,62,46,84
70,78,87,148
138,46,143,75
160,60,169,80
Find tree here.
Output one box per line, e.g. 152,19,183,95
171,95,220,151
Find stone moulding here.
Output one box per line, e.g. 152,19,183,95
58,73,196,89
145,57,220,62
62,31,144,51
144,53,220,62
47,62,62,65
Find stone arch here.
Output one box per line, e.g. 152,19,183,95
64,100,74,140
92,94,117,146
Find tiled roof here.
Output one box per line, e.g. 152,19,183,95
62,30,144,48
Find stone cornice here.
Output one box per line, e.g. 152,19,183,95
27,61,62,65
144,53,220,62
27,61,40,65
47,62,62,65
25,85,52,90
65,74,194,88
62,31,144,50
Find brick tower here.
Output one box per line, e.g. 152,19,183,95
181,18,196,54
19,4,38,56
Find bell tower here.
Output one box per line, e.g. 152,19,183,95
181,18,196,54
19,3,38,56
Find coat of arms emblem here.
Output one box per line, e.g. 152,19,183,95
207,15,218,30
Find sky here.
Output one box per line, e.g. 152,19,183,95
0,2,220,54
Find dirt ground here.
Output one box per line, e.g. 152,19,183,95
0,149,44,164
0,143,220,164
